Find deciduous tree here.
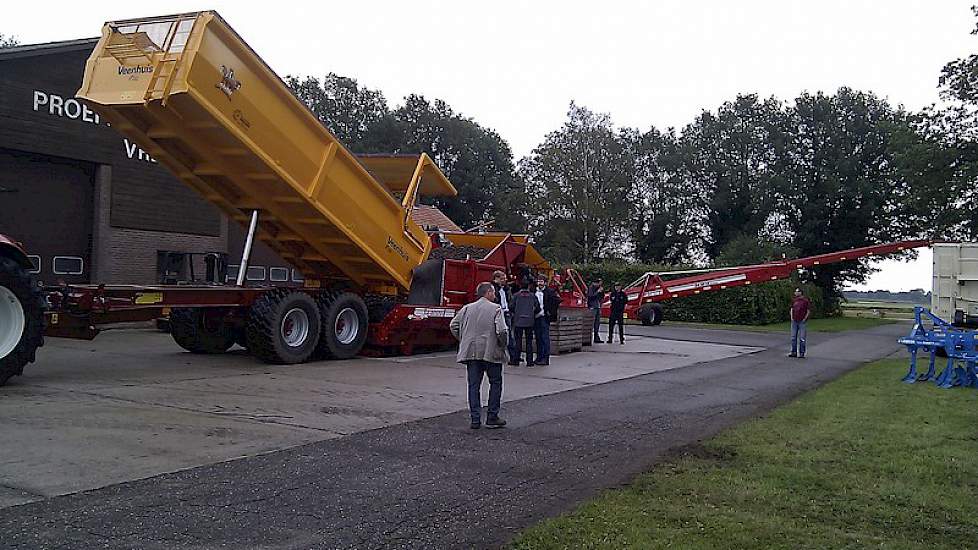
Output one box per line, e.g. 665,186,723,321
519,103,634,263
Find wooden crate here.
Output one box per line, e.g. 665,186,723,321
552,307,589,354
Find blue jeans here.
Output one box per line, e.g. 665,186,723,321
505,313,518,363
534,317,550,363
591,307,601,339
514,326,535,364
791,320,807,356
466,360,502,423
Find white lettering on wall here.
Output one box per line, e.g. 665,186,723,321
49,94,63,116
31,89,160,165
32,89,101,125
123,139,157,163
32,90,47,111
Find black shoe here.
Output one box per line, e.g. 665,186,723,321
486,417,507,429
536,360,549,365
527,362,536,367
470,422,481,430
594,338,604,343
787,353,797,358
799,354,806,359
508,362,520,366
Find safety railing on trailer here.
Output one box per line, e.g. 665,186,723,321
103,14,198,105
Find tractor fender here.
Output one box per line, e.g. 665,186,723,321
0,234,32,269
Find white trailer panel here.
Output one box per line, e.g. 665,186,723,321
932,242,978,326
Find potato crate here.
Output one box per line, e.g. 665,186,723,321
552,307,590,354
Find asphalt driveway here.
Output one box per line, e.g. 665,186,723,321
0,322,908,549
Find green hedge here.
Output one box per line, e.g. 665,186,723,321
563,262,827,326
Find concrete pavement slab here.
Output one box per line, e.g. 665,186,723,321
0,327,761,509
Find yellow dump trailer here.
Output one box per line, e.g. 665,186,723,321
77,11,456,294
53,10,553,366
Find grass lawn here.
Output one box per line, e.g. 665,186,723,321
510,358,978,550
664,316,899,333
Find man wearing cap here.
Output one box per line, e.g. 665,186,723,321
587,279,605,343
607,281,628,345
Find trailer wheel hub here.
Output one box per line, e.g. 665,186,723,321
281,307,310,348
335,307,359,345
0,285,25,360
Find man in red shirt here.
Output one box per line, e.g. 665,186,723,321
789,288,811,358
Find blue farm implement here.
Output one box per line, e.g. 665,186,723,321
898,307,978,389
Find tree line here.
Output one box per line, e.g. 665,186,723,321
286,64,974,299
9,25,967,301
284,5,978,305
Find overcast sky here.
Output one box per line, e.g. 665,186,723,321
4,1,972,292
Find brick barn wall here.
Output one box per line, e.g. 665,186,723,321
91,165,229,284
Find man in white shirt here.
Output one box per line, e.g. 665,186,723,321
533,279,551,365
492,270,518,362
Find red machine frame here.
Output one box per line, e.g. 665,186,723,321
41,232,557,355
563,239,931,320
38,238,931,354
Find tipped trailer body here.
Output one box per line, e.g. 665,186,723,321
0,11,555,385
76,11,455,293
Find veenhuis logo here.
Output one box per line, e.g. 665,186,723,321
117,65,154,76
216,65,241,98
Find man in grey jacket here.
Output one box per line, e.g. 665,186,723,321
450,282,510,429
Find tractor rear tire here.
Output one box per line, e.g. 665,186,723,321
315,291,368,360
638,303,664,326
247,289,321,364
169,308,235,354
0,256,44,387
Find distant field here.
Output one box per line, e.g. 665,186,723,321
843,300,924,309
841,300,919,320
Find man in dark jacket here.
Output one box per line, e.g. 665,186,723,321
587,279,605,343
509,282,541,366
534,277,562,365
608,282,628,345
491,270,515,358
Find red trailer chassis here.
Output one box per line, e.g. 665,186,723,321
560,239,932,325
39,233,561,356
28,238,932,357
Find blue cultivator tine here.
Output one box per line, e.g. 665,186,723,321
917,351,937,382
936,358,955,388
902,349,918,384
966,362,978,389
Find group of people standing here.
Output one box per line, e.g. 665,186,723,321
451,272,817,430
587,279,628,345
492,270,561,366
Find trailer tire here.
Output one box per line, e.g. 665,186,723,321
638,303,663,326
169,308,235,354
315,291,368,360
0,256,44,387
364,294,400,323
248,289,321,364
